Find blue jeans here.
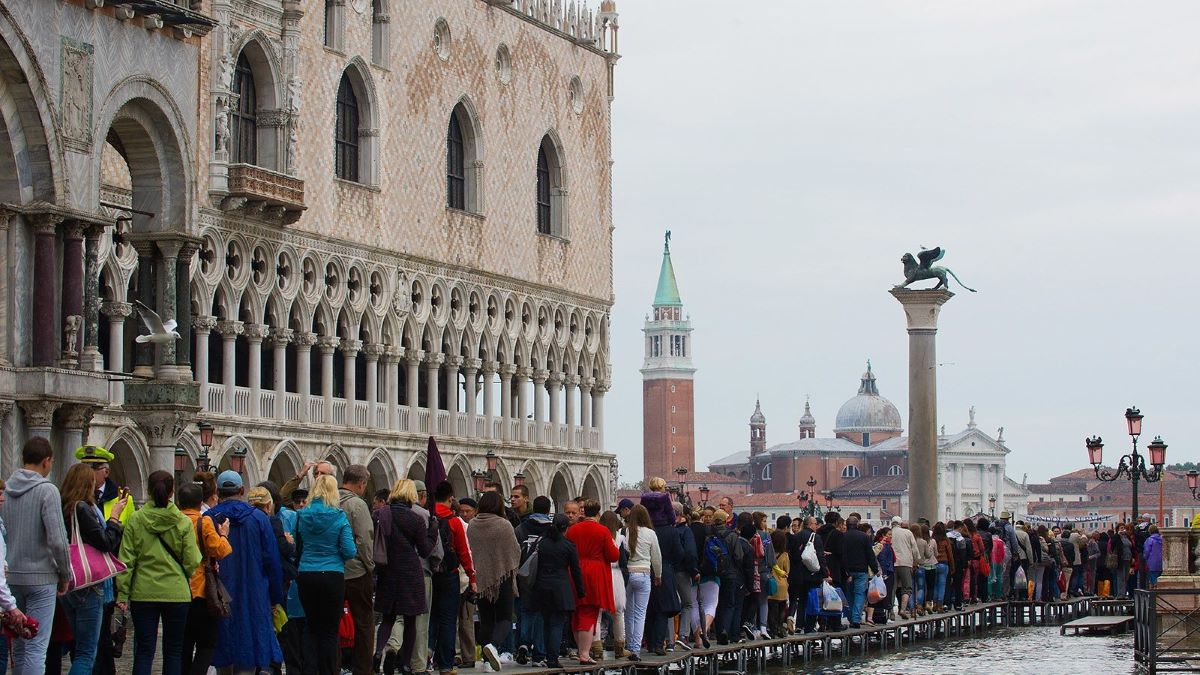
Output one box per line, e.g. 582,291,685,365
62,586,105,675
844,573,868,625
1070,566,1085,594
130,601,190,675
934,563,949,605
913,570,926,609
428,572,460,671
518,606,544,660
624,572,651,655
540,611,568,665
10,583,57,674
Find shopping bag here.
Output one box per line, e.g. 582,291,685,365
867,575,887,604
1013,565,1027,588
67,506,127,590
801,537,820,572
338,601,355,647
820,580,842,613
1027,580,1035,599
806,586,821,616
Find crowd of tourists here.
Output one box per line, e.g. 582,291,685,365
0,437,1172,675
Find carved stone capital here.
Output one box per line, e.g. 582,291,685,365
533,369,550,385
404,349,426,366
580,376,596,392
445,355,464,369
339,338,363,355
515,366,533,381
317,335,341,353
463,357,482,373
130,409,194,447
384,345,405,362
63,221,86,240
57,404,96,430
565,374,581,387
498,363,516,377
481,360,498,375
270,327,295,346
216,320,244,339
593,380,611,393
19,400,61,428
294,331,318,348
102,301,134,320
362,343,386,360
0,400,14,421
243,323,270,342
424,353,445,369
546,371,564,387
31,213,62,235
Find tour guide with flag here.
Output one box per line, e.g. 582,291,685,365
76,445,135,524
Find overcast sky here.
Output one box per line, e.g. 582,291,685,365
605,1,1200,485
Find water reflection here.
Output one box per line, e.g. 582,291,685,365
767,626,1133,674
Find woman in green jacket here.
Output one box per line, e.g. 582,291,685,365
116,470,202,675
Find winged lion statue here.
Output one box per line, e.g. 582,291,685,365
894,247,977,293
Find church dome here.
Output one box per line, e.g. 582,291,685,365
798,400,816,427
749,399,766,425
833,363,902,434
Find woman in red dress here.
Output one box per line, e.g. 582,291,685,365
565,499,619,664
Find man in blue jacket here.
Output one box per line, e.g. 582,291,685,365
209,471,285,674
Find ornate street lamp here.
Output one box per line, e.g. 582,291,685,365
1087,406,1166,525
513,472,525,487
173,446,189,486
675,466,689,507
825,492,835,512
196,421,214,473
485,450,499,473
229,445,247,475
472,469,488,495
988,496,997,517
698,484,710,507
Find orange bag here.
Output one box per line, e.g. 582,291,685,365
1027,580,1035,599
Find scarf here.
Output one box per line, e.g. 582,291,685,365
467,512,521,602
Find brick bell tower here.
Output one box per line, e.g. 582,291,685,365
641,231,696,482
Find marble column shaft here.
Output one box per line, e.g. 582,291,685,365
80,226,104,369
32,217,60,366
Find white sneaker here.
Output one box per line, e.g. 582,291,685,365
482,644,502,672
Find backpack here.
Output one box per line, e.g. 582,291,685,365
700,534,731,578
953,536,969,566
430,515,458,574
1062,538,1076,565
722,531,745,577
516,532,542,592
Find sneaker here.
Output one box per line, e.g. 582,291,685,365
515,646,528,666
741,624,755,641
482,644,502,672
700,634,711,649
674,640,692,651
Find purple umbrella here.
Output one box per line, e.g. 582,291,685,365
424,436,447,489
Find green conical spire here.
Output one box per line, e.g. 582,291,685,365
653,230,683,307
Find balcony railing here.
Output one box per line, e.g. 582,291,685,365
225,164,305,222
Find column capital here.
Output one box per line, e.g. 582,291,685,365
532,368,550,384
294,331,319,348
545,371,562,386
58,403,96,430
499,363,517,377
445,355,464,368
102,301,134,319
580,376,596,392
31,212,63,234
424,353,445,369
19,400,61,428
463,357,482,372
404,349,426,366
270,327,295,346
0,400,12,421
362,343,387,360
593,380,611,393
317,335,341,353
382,345,404,362
565,373,580,387
515,366,532,380
216,320,244,339
63,220,86,240
482,360,499,375
129,409,195,447
339,338,363,355
243,323,270,342
888,288,954,332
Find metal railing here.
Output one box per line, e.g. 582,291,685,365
1135,587,1200,673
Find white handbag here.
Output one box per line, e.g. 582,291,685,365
801,535,821,572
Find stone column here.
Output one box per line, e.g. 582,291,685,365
580,377,594,449
532,369,548,444
341,339,362,410
463,358,480,436
565,374,579,449
444,356,463,414
295,331,317,421
19,400,60,440
59,222,85,367
593,382,608,450
79,225,106,371
154,239,184,377
0,211,11,366
425,353,444,414
363,343,384,410
384,346,402,430
131,410,195,477
890,288,954,524
405,350,423,416
547,371,562,426
245,323,269,417
499,363,515,441
174,242,195,372
104,302,135,374
318,336,340,424
515,367,531,442
32,214,61,367
271,328,293,420
482,361,497,437
0,401,12,479
216,320,243,414
57,404,95,474
132,242,156,377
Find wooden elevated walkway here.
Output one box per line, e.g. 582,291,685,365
1060,614,1134,636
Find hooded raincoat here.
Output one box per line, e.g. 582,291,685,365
115,502,200,603
208,499,285,669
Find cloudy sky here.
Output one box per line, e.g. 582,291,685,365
605,1,1200,485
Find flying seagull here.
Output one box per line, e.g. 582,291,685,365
132,300,180,344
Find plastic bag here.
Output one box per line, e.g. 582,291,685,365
801,537,821,572
821,580,843,612
867,575,887,604
1013,565,1027,589
806,586,821,616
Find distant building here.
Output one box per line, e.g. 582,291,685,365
1025,468,1200,527
707,365,1028,521
641,233,696,482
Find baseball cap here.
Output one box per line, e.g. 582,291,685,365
617,498,635,511
891,515,902,525
413,480,427,493
217,470,243,491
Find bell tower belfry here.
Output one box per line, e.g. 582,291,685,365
641,231,696,481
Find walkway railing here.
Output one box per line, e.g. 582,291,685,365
1135,587,1200,673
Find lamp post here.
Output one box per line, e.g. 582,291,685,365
229,445,247,475
513,472,525,488
988,496,996,518
675,466,689,507
796,476,823,520
472,469,488,497
1087,407,1167,527
698,484,710,507
196,421,214,473
173,446,189,486
825,492,835,513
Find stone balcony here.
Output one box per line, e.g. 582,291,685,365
224,164,305,224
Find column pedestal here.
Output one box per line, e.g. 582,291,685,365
125,380,200,476
890,288,953,524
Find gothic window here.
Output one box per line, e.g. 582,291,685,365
888,465,903,476
841,465,860,479
536,145,551,233
535,134,566,237
335,73,359,182
447,113,465,209
231,53,257,165
761,464,772,480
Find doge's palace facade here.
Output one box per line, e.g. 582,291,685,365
0,0,620,506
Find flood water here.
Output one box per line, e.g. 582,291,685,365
765,625,1134,674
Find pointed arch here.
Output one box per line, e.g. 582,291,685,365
228,33,285,170
581,465,605,504
517,460,545,499
265,439,305,487
365,447,397,498
405,450,427,481
102,425,150,502
447,96,483,213
313,299,336,336
548,462,573,512
535,130,568,238
446,454,472,501
335,58,379,185
323,443,352,476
